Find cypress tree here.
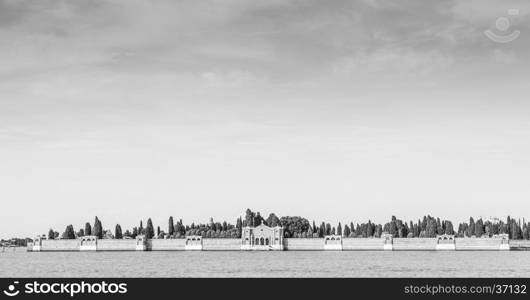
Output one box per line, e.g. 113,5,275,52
436,218,443,235
344,225,351,237
63,225,75,239
236,217,242,236
319,222,326,237
48,229,55,240
337,222,342,236
244,209,254,227
375,224,383,238
145,218,155,239
367,220,374,237
426,218,437,237
85,222,92,236
388,222,394,236
115,224,123,239
467,217,475,237
445,221,454,235
168,216,174,236
325,223,331,235
523,227,530,240
93,216,103,239
475,219,484,237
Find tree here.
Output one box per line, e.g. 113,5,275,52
244,209,255,227
157,226,161,237
319,222,326,237
475,219,484,237
436,218,443,235
62,225,76,239
426,218,437,237
467,217,475,237
85,222,92,236
337,222,342,236
374,224,383,238
266,213,281,227
139,220,144,235
344,225,351,237
325,223,331,235
93,216,103,239
115,224,123,239
389,216,398,237
523,226,530,240
48,229,55,240
445,221,454,235
145,218,155,239
279,216,311,238
236,217,242,231
168,216,174,236
367,220,374,237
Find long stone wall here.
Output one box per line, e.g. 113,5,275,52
455,238,506,250
28,237,528,252
509,240,530,250
284,238,323,250
97,239,136,251
149,239,186,251
342,238,383,250
40,240,79,252
393,238,437,251
202,239,240,251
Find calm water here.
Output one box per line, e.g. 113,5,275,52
1,249,530,277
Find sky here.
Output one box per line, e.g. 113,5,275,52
1,0,530,238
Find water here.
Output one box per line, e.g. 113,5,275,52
1,249,530,277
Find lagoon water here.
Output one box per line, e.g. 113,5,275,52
1,249,530,277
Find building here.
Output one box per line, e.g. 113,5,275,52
241,221,284,250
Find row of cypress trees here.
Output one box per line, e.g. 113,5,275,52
49,212,530,240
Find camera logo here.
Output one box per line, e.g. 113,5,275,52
484,9,521,43
3,281,20,297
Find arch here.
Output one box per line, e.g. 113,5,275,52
260,237,264,245
265,238,269,245
331,237,335,240
255,238,259,245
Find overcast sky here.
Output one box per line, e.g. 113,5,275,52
1,0,530,238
